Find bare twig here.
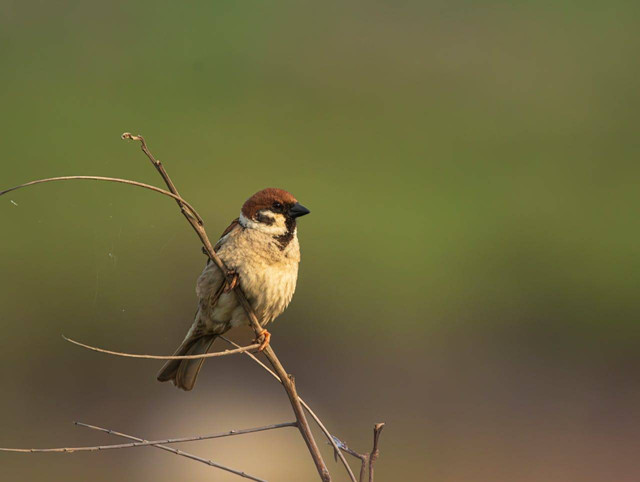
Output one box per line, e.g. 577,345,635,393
63,335,260,360
331,424,384,482
221,336,358,482
368,424,384,482
122,133,331,481
122,132,188,217
330,437,368,482
0,421,296,453
75,422,267,482
0,175,203,224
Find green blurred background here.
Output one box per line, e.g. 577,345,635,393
1,1,639,480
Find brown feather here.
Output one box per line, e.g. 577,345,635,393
214,218,241,251
241,188,297,219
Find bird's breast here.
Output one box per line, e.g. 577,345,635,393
213,227,301,326
238,258,299,325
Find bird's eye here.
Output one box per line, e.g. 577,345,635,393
272,201,283,211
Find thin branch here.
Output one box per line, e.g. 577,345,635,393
331,437,368,482
123,134,331,481
63,335,260,360
75,422,267,482
332,424,384,482
220,336,358,482
224,335,385,482
0,175,203,225
122,132,187,216
368,424,384,482
0,421,296,453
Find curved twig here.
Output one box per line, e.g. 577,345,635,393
63,335,260,360
0,175,203,225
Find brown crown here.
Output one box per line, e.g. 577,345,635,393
241,188,297,219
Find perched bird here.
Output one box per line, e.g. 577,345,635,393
157,188,310,391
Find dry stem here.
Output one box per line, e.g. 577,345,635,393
368,423,385,482
63,335,260,360
76,422,267,482
220,336,358,482
333,423,385,482
331,437,368,482
123,133,331,481
0,421,295,453
0,175,202,224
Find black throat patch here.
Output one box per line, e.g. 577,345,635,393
274,217,296,250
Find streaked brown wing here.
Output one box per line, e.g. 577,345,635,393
203,217,241,267
214,217,240,252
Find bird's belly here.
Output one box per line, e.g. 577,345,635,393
238,262,298,327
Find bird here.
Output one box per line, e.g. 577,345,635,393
157,187,310,391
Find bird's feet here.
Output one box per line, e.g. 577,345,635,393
255,330,271,352
223,269,239,293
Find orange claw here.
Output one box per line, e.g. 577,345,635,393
256,330,271,352
223,270,239,293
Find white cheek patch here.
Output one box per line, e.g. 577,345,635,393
239,212,288,235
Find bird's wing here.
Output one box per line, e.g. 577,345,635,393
214,217,241,252
196,217,242,319
201,217,241,267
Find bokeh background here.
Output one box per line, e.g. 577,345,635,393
1,1,639,481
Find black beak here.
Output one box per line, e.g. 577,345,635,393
289,202,310,218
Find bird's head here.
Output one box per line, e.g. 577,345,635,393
239,188,310,235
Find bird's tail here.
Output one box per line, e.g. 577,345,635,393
156,334,217,391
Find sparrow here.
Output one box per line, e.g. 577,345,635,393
157,187,310,391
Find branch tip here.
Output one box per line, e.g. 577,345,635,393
121,132,143,142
